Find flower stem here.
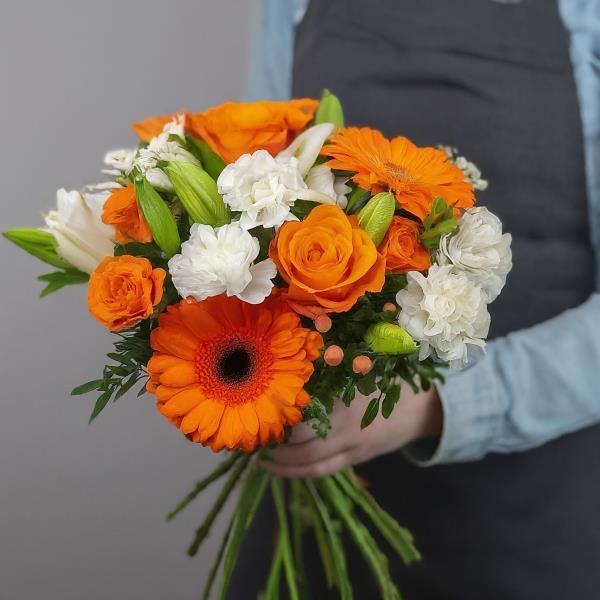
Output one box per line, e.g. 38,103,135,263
263,531,284,600
271,478,300,600
167,452,242,521
201,510,235,600
187,454,250,556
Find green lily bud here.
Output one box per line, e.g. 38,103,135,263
134,178,181,258
164,162,230,227
421,197,458,249
3,227,70,269
364,322,418,355
314,89,344,129
357,192,396,246
185,135,226,180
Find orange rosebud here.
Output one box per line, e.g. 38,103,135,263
379,216,431,274
131,111,188,141
102,184,152,245
188,99,318,164
352,355,373,374
88,255,165,331
383,302,397,312
315,314,332,333
270,205,386,318
324,345,344,367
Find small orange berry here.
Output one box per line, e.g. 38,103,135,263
352,355,373,374
324,345,344,367
315,314,332,333
383,302,397,313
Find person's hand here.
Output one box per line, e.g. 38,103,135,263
263,384,443,478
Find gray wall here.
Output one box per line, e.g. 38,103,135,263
0,1,259,598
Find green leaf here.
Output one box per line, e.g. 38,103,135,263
134,178,181,257
4,228,71,269
38,268,89,297
360,396,380,429
345,187,369,213
314,89,345,129
89,389,112,423
186,135,227,180
71,379,104,396
364,322,418,355
303,397,331,438
164,161,230,227
357,192,396,246
381,384,401,419
356,368,377,396
114,372,140,400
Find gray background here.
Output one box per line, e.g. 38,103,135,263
0,1,260,598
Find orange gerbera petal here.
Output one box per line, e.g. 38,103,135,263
322,127,475,221
146,293,323,452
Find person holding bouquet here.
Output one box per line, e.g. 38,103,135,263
233,0,600,597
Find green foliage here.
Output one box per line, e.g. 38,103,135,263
364,322,418,355
357,192,396,246
134,178,181,257
3,227,71,269
421,197,458,249
164,161,230,227
314,89,345,129
345,186,370,213
37,268,89,297
185,135,226,180
302,397,331,438
71,321,154,422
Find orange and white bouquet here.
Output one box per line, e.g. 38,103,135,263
4,91,511,599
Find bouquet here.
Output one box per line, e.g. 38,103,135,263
4,90,511,599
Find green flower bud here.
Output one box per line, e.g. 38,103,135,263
3,227,70,269
314,89,344,129
364,322,418,355
164,162,230,227
357,192,396,246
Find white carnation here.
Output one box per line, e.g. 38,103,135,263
396,265,490,368
438,206,512,302
217,149,307,229
168,222,277,304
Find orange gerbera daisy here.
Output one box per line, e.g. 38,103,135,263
146,293,323,452
322,127,475,220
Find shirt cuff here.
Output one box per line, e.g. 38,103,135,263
402,352,508,466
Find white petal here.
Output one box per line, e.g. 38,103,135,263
237,259,277,304
278,123,334,176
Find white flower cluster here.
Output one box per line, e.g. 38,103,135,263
396,206,512,368
439,145,488,192
168,123,349,304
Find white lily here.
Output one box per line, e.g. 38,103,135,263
277,123,334,176
44,189,115,273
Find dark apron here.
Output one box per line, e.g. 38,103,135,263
231,1,599,598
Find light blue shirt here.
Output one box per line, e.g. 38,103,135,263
247,0,600,464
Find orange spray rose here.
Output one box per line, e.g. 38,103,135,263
379,216,431,273
87,255,165,331
188,99,318,163
270,204,385,317
101,184,152,244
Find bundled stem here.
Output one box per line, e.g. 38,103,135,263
187,454,250,556
167,452,242,521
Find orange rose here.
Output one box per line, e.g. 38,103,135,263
379,216,431,273
101,184,152,245
88,255,165,331
131,111,189,141
270,205,386,317
188,99,318,163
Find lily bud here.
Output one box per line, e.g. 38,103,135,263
314,89,345,130
357,192,396,246
164,162,230,227
364,322,418,355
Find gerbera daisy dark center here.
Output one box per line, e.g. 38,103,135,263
216,345,254,384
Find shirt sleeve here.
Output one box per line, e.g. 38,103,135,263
244,0,309,101
404,293,600,465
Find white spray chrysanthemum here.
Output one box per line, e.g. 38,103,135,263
103,149,137,176
396,265,490,368
438,206,512,302
168,222,277,304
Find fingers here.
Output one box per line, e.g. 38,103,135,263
264,450,353,479
286,422,318,445
271,431,350,466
